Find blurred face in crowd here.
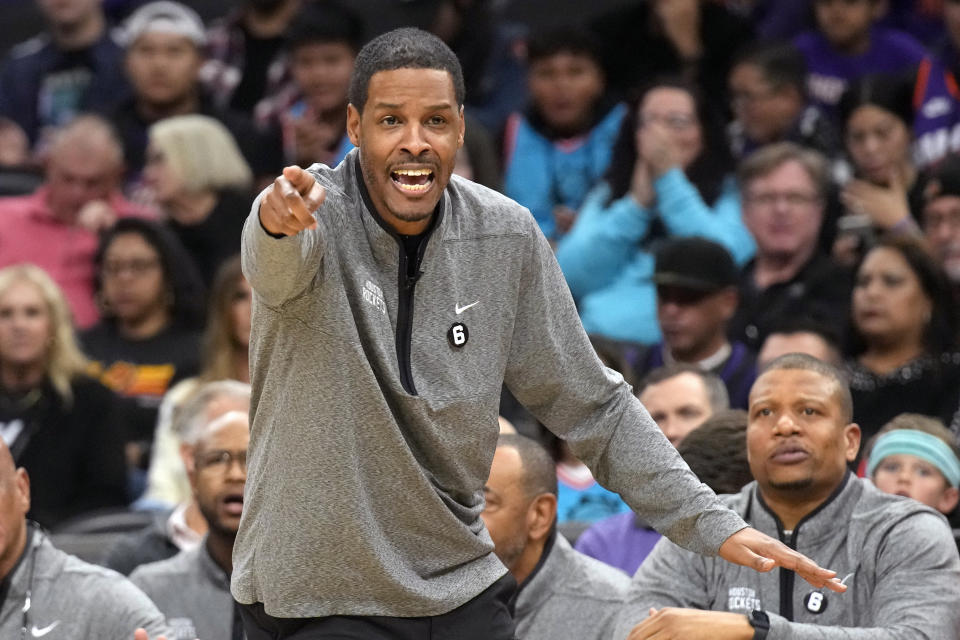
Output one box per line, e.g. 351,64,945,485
852,246,932,350
845,105,912,186
637,87,703,170
0,444,29,581
231,277,252,348
814,0,879,52
923,195,960,283
482,445,533,572
729,62,802,144
758,331,839,369
101,232,169,326
742,160,824,262
347,68,464,235
126,32,202,108
872,451,959,514
639,372,714,447
657,285,737,362
0,280,51,370
747,367,859,503
528,51,605,136
190,411,249,538
142,143,184,203
291,41,356,115
38,0,101,28
45,140,121,222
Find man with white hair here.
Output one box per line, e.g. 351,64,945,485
131,384,251,640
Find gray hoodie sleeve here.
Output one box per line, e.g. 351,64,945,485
611,536,712,640
84,573,172,639
503,219,746,555
766,512,960,640
241,185,327,307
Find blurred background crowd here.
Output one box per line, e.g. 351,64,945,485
1,0,960,598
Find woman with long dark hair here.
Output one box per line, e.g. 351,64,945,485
81,218,205,476
557,78,755,344
845,234,960,449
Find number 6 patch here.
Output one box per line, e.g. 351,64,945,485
448,322,469,348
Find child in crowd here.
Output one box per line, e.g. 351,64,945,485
794,0,927,121
503,26,625,241
867,414,960,530
255,1,364,169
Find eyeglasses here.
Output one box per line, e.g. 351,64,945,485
195,449,247,473
744,191,821,208
637,113,697,131
102,258,161,278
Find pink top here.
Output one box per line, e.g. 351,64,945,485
0,187,155,329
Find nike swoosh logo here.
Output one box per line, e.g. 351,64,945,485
32,622,59,637
455,301,479,315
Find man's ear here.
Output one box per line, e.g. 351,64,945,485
457,105,465,148
15,468,29,515
526,493,557,543
347,103,361,147
844,423,862,463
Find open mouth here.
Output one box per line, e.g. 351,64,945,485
391,168,434,193
222,493,244,516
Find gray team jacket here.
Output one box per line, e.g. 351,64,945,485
515,533,629,640
613,473,960,639
0,529,170,639
232,149,747,618
131,539,234,640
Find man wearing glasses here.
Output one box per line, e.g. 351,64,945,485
131,400,250,640
729,142,852,351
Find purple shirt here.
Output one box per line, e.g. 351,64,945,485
573,512,662,576
794,27,927,119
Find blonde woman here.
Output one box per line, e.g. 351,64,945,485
0,264,127,527
144,114,254,285
142,256,251,507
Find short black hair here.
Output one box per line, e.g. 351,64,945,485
732,41,808,95
348,27,465,113
497,433,558,498
285,0,365,54
525,24,604,67
678,409,753,495
759,353,854,424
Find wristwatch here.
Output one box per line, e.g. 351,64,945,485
748,609,770,640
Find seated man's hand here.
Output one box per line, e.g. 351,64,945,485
627,608,753,640
134,629,165,640
719,527,846,593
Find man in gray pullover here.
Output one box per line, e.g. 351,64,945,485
615,354,960,640
230,26,844,640
483,433,629,640
0,441,170,639
132,385,251,640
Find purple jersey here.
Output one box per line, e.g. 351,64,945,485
794,26,928,119
912,56,960,168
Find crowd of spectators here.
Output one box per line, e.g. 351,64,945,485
3,0,960,638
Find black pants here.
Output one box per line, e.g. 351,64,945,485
237,574,517,640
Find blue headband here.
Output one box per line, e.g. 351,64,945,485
868,430,960,488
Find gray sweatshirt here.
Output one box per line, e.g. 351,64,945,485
515,533,629,640
131,539,235,640
613,474,960,639
232,150,747,618
0,528,170,639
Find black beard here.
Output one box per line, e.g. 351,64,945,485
768,477,814,492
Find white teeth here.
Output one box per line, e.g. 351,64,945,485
395,182,430,192
393,168,432,176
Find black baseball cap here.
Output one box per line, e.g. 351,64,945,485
653,237,738,292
